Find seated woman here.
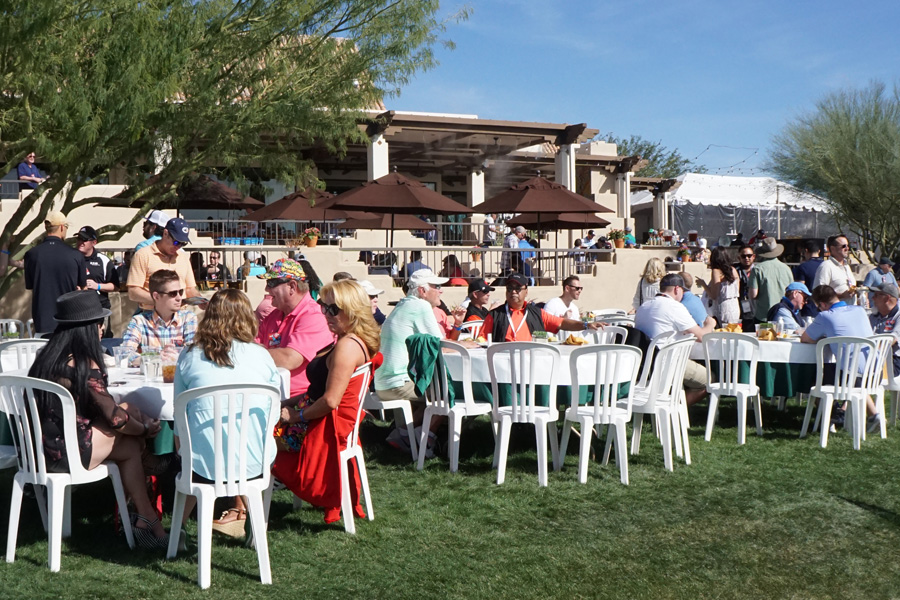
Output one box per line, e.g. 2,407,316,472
439,254,469,287
29,291,169,549
272,280,380,524
173,288,281,538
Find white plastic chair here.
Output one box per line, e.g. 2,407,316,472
558,345,641,484
702,333,762,445
598,316,635,327
457,320,484,341
487,342,561,487
800,337,877,450
587,325,628,345
867,334,893,439
167,383,281,589
628,337,695,471
0,339,49,373
25,319,34,339
417,341,492,472
591,309,628,317
338,362,375,534
0,319,25,339
0,375,134,572
363,392,418,461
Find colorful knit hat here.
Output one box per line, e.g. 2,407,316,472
258,258,306,281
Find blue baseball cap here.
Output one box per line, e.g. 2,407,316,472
786,282,811,296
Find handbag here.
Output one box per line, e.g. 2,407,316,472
273,394,312,453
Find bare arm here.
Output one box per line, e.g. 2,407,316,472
706,268,724,300
267,347,305,371
283,336,363,422
128,285,152,305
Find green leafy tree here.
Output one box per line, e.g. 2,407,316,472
607,134,707,179
767,82,900,261
0,0,465,294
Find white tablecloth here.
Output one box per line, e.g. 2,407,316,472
688,335,817,364
443,344,636,386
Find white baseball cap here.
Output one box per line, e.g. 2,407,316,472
146,210,171,227
408,268,448,290
359,280,384,296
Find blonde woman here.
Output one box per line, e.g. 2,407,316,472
630,257,666,313
272,280,380,525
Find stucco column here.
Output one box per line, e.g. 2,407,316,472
467,168,485,245
616,171,633,220
555,143,576,191
653,191,670,231
367,133,389,180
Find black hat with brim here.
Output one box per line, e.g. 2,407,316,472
54,290,112,324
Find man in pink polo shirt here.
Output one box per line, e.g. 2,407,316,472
255,258,334,397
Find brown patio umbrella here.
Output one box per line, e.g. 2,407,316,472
243,188,353,221
507,212,611,230
317,171,472,246
104,174,263,212
341,213,436,246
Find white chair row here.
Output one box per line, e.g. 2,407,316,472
0,319,34,339
0,338,48,373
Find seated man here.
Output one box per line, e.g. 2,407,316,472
543,275,583,321
479,273,602,342
634,273,715,406
679,272,713,328
801,284,880,431
121,269,198,364
458,278,496,320
870,282,900,378
766,282,811,331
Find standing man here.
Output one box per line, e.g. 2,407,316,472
634,273,715,406
479,273,601,342
543,275,583,320
24,211,87,336
17,151,45,190
120,269,197,364
136,210,171,252
582,230,597,249
793,239,824,289
813,234,857,303
736,243,756,332
749,238,794,324
482,213,498,246
127,217,201,310
500,226,526,275
203,250,232,284
75,226,119,334
255,259,334,398
863,256,897,307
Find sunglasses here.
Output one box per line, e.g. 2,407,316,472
567,285,584,291
740,254,755,258
506,286,526,293
172,239,188,248
209,255,220,260
428,284,442,290
318,301,341,317
26,154,35,158
158,288,184,298
265,278,288,289
836,244,850,249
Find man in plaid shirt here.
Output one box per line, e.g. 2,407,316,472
121,269,197,364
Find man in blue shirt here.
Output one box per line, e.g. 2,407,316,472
17,151,44,190
863,256,897,307
801,284,880,431
766,282,810,331
680,272,713,327
869,282,900,378
793,239,823,289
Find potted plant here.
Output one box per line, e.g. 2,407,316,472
302,226,321,248
608,229,626,248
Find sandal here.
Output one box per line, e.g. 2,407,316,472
211,508,246,538
132,513,169,550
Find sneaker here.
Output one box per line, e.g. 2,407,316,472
424,431,438,460
829,423,838,434
867,413,883,434
831,406,845,428
385,427,411,454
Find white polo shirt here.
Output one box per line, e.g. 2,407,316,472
634,294,696,340
543,297,580,320
813,257,856,295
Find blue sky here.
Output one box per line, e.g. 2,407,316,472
390,0,900,175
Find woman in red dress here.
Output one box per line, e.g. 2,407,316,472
272,279,381,524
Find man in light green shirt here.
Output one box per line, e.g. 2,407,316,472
749,238,794,323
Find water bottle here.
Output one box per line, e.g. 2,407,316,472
776,317,785,337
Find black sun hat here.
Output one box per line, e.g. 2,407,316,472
54,290,111,325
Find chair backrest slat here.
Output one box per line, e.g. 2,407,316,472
487,343,560,423
587,325,628,345
346,362,373,450
642,337,694,410
569,345,641,422
0,339,49,373
814,336,877,399
703,333,759,394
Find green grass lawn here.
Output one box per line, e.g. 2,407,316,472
1,400,900,599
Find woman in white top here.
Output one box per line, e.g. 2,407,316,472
629,257,666,313
696,246,740,325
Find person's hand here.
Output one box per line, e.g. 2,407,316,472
144,418,161,438
451,306,467,326
161,344,179,361
586,321,604,331
696,277,707,289
281,405,299,423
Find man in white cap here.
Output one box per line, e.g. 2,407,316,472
136,210,171,251
24,211,87,335
376,268,457,455
359,279,386,325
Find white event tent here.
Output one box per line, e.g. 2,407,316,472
631,173,837,243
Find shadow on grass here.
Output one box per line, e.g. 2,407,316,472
838,496,900,528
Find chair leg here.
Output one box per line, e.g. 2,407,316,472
449,412,463,474
108,466,135,550
800,395,817,438
558,419,572,472
615,422,629,485
196,494,215,589
47,483,65,572
630,414,643,455
705,392,720,441
535,423,549,487
601,425,613,465
339,455,355,535
890,390,898,427
5,475,25,564
548,421,560,473
819,397,834,449
877,392,888,439
416,406,435,471
244,493,272,585
671,406,684,460
576,419,592,484
658,411,674,472
394,407,418,461
679,405,692,466
495,417,512,485
491,419,501,468
737,393,747,446
754,394,764,436
62,486,72,539
356,452,374,521
167,491,187,559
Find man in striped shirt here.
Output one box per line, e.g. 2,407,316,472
121,269,197,365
